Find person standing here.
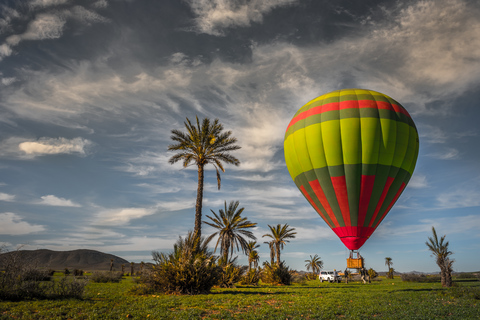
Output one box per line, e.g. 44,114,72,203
344,269,349,284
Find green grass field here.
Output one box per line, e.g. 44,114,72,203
1,276,479,319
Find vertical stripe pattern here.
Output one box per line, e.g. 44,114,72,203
284,89,419,250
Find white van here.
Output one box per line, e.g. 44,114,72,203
319,270,342,283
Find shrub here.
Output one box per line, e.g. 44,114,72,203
217,258,246,288
240,268,261,286
401,273,442,283
90,271,123,283
368,268,378,280
0,248,86,301
73,269,84,277
261,262,292,285
20,269,51,282
51,277,87,299
138,232,222,295
291,271,308,284
64,268,70,276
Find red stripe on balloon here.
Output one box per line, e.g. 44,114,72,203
373,182,406,229
358,175,375,227
330,176,351,227
286,100,411,131
368,176,395,228
300,185,334,229
307,180,339,228
332,226,375,250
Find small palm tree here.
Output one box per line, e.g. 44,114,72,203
250,250,260,269
305,254,323,277
168,116,241,239
385,257,393,279
262,224,296,267
426,226,454,287
204,201,257,263
246,241,260,272
264,240,276,265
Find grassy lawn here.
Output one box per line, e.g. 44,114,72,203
0,277,479,319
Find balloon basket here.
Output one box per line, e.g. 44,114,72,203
346,251,364,269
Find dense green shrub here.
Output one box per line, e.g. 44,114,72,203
368,268,378,280
261,262,292,285
90,271,123,283
139,232,221,295
217,257,246,288
240,268,261,286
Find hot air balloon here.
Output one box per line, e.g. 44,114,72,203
284,89,419,253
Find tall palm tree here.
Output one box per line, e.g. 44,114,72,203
305,254,323,277
426,226,454,287
168,116,241,239
204,200,257,263
262,224,296,267
246,241,260,272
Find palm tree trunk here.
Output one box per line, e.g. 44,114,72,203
276,243,281,267
195,164,204,239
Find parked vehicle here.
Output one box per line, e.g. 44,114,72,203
319,270,341,283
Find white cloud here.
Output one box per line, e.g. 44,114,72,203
409,174,428,189
0,192,15,202
18,137,92,157
0,213,45,235
38,195,81,207
187,0,298,36
95,207,156,226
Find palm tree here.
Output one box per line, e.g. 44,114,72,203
265,240,276,265
246,241,260,272
168,116,241,239
426,226,454,287
305,254,323,277
250,250,260,269
204,201,257,263
385,257,393,279
262,224,296,267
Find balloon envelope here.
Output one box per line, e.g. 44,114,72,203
284,89,419,250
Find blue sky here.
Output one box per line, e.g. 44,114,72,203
0,0,479,273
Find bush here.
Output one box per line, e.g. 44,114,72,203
73,269,84,277
401,273,442,283
138,232,222,295
291,271,308,284
90,271,123,283
240,268,261,286
0,248,86,301
368,268,378,280
217,257,246,288
261,262,292,285
20,269,52,282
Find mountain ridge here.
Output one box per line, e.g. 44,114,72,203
0,249,131,271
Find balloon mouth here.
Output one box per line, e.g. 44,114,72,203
332,227,375,251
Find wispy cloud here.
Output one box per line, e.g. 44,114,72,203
0,213,45,235
18,137,92,158
186,0,298,36
38,195,81,207
95,207,156,226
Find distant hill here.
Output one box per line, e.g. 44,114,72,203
0,249,130,271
